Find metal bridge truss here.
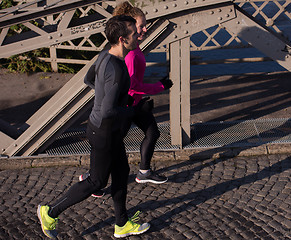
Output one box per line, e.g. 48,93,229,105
1,0,290,67
0,0,291,157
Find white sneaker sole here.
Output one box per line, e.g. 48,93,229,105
114,224,150,238
135,177,168,184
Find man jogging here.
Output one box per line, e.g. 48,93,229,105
37,15,151,239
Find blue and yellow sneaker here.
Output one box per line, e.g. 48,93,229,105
37,205,58,239
114,211,150,238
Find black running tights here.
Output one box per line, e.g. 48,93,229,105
48,121,129,227
133,110,160,170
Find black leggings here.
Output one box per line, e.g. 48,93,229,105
123,110,160,170
49,120,129,227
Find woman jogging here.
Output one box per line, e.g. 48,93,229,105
114,1,173,184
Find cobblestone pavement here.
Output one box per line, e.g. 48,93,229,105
0,154,290,240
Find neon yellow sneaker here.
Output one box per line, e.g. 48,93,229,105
37,205,58,239
114,211,150,238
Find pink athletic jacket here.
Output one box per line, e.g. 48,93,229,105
125,45,164,106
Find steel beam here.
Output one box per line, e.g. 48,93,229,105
169,37,191,146
142,3,236,51
0,0,113,58
169,40,181,146
180,37,191,146
0,0,103,28
0,17,107,58
222,6,291,71
0,1,236,58
2,55,97,156
138,0,233,20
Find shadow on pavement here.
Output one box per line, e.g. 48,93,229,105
81,156,290,236
132,156,290,233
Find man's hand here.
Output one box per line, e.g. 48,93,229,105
127,95,134,106
133,97,154,113
141,99,154,112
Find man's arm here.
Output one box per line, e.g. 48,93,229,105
100,60,134,120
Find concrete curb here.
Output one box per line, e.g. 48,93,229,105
1,143,291,170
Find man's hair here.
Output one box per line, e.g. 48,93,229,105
113,1,145,19
105,15,136,45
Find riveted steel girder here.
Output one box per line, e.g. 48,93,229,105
1,54,97,156
222,5,291,71
136,0,233,20
0,0,112,58
0,0,235,58
0,18,107,58
0,0,105,28
141,2,236,53
169,37,191,146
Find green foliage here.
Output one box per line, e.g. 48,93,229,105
0,0,16,9
57,64,77,74
0,49,52,73
0,1,52,73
